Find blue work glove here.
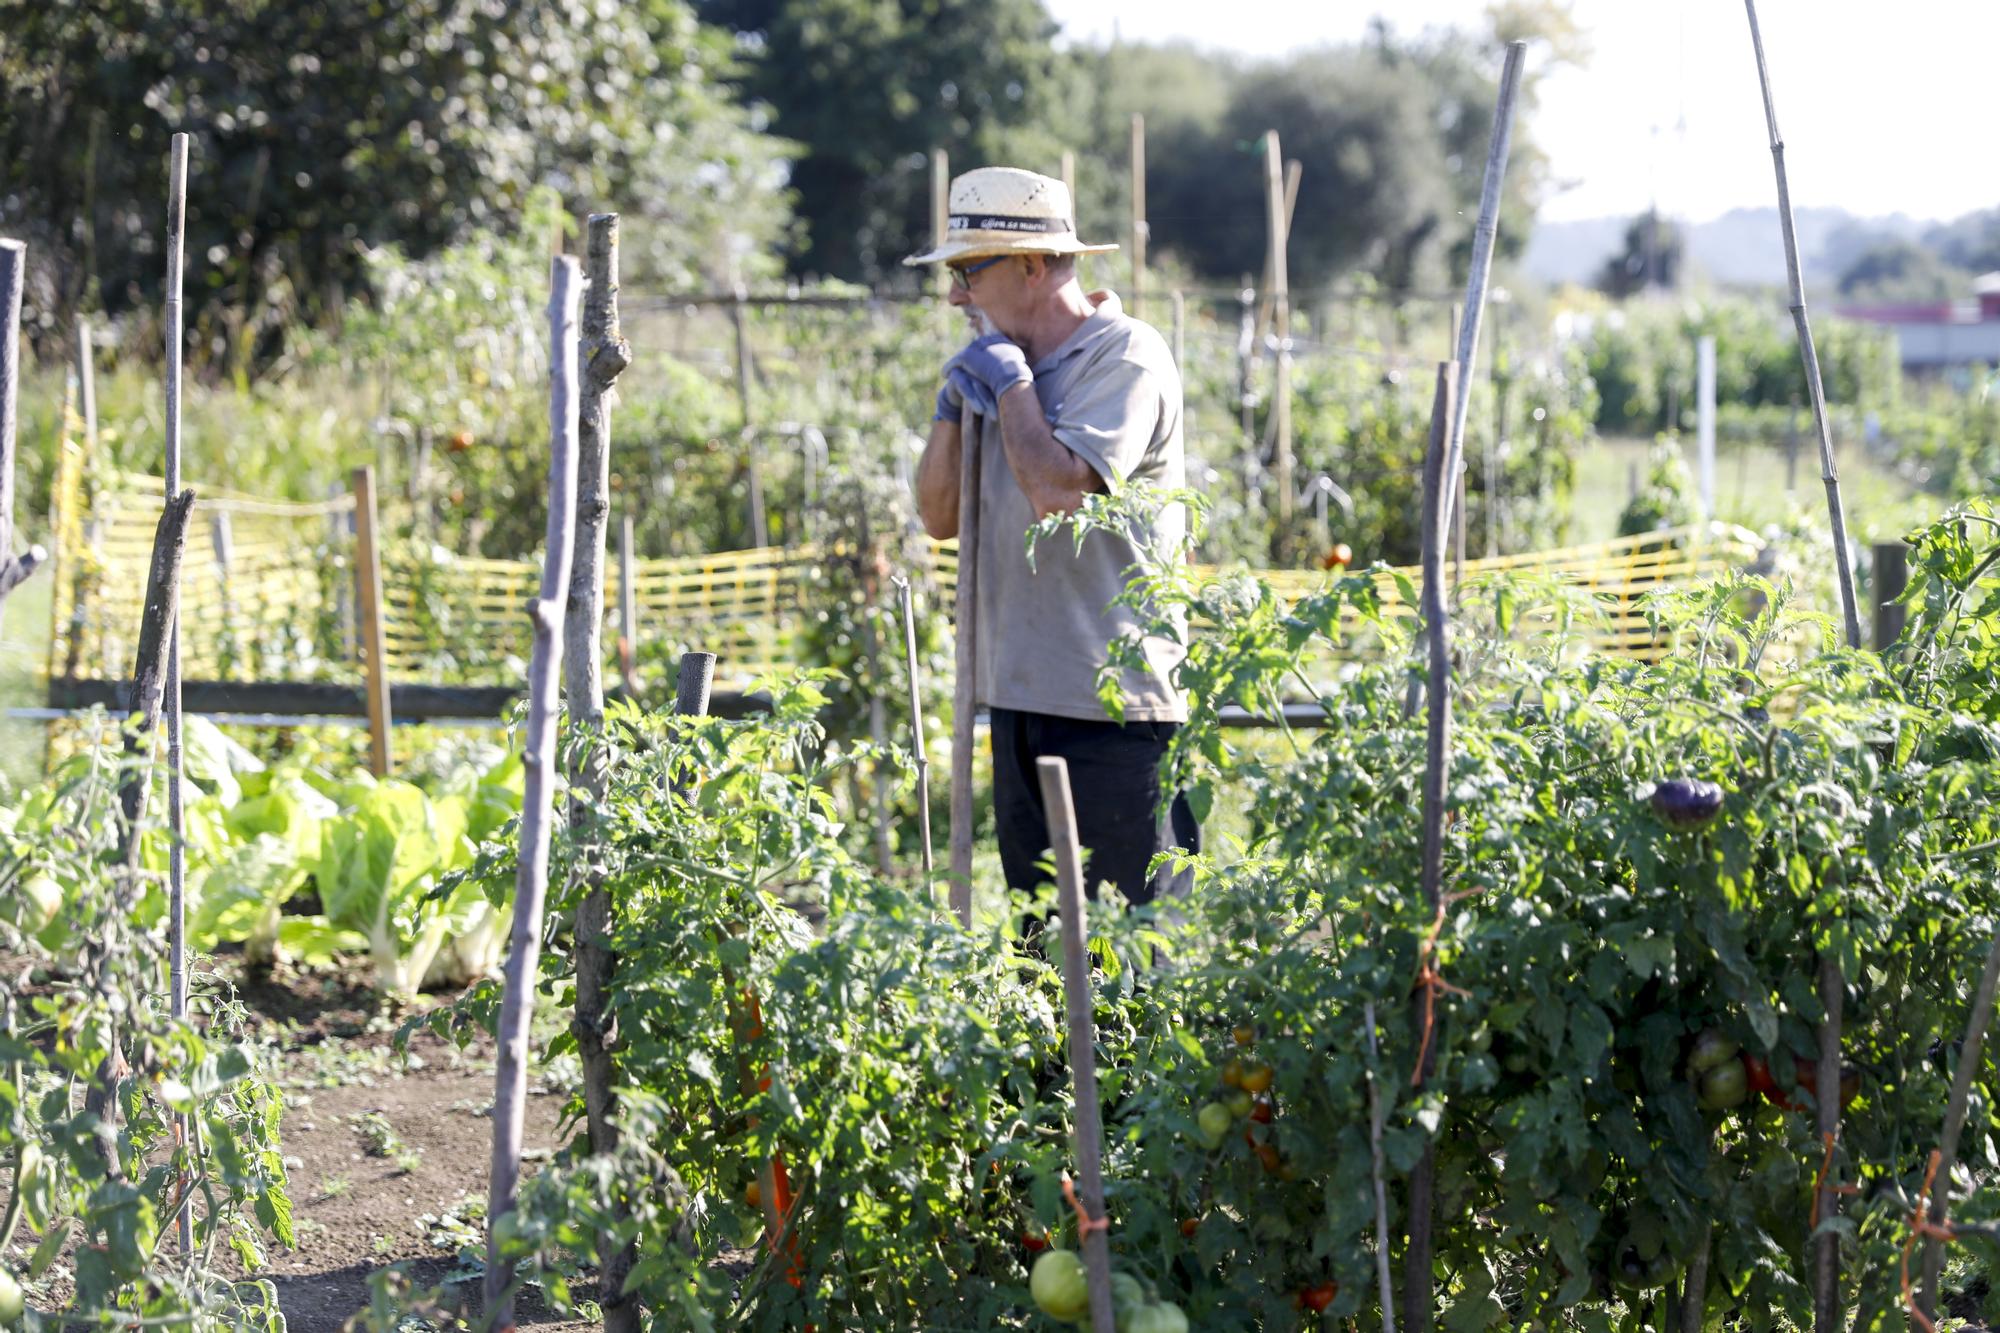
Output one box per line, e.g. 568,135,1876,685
946,332,1034,403
948,366,998,418
933,378,963,423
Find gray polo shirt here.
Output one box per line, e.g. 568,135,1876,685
963,293,1187,723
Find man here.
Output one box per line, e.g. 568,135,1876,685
907,166,1198,907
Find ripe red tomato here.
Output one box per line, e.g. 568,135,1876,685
1179,1216,1200,1238
1739,1052,1778,1098
1301,1282,1338,1312
1249,1097,1275,1124
1021,1229,1050,1253
1321,543,1353,570
1255,1142,1282,1173
447,429,474,453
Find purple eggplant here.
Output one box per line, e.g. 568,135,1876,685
1650,778,1723,829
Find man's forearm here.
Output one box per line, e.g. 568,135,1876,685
915,418,962,540
996,383,1101,519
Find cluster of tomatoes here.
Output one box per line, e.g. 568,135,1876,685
1028,1252,1188,1332
1684,1029,1861,1115
1189,1025,1339,1315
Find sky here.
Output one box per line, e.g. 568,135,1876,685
1044,0,2000,226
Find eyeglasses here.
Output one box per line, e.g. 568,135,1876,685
948,255,1009,291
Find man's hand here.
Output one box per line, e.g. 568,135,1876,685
933,378,963,423
947,333,1033,413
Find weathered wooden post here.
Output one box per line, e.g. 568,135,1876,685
1129,114,1146,318
1256,159,1302,345
0,239,47,608
1871,542,1908,652
1037,756,1118,1333
1404,361,1457,1333
487,254,583,1326
350,466,393,776
567,212,637,1333
894,575,934,879
1264,132,1293,558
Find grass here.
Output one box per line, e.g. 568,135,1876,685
1572,434,1944,547
0,571,52,793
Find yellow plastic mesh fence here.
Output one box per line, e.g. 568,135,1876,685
56,470,1760,693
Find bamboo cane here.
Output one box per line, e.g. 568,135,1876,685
0,239,46,607
1365,998,1399,1333
933,148,951,301
1404,361,1457,1333
947,427,980,925
1265,133,1293,556
1038,757,1118,1333
159,131,195,1257
893,575,934,879
1742,0,1863,652
1439,42,1527,545
1740,12,1861,1326
568,213,638,1333
1129,115,1146,318
487,255,583,1325
618,514,638,696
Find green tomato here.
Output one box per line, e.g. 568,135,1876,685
1110,1272,1147,1330
1698,1060,1749,1110
1030,1250,1090,1322
1224,1089,1254,1118
1688,1030,1740,1074
1129,1302,1189,1333
1195,1102,1232,1150
0,1269,21,1327
10,876,59,936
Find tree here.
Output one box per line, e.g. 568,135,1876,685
699,0,1073,282
1837,241,1968,303
0,0,793,350
1598,209,1685,298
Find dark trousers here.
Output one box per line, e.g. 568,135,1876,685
990,707,1201,908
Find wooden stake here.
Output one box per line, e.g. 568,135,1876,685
932,148,951,300
1036,756,1118,1333
732,293,768,547
117,489,197,856
676,650,715,721
568,213,637,1333
1404,361,1458,1333
350,466,393,777
1129,114,1146,318
1265,132,1293,558
1919,923,2000,1317
894,576,934,879
487,255,584,1326
1440,42,1527,545
947,422,981,925
1060,150,1077,222
0,239,46,607
618,513,638,696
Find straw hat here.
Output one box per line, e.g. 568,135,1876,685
903,167,1119,267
